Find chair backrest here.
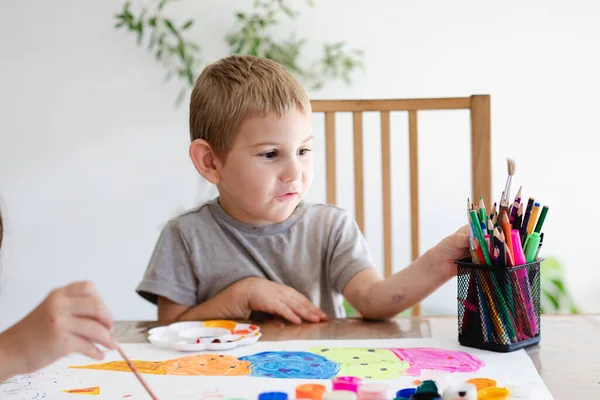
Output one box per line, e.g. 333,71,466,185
310,95,492,316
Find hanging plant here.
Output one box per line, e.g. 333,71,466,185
114,0,364,104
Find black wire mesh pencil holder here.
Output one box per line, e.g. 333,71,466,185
455,258,541,352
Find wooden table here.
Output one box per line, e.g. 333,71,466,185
114,315,600,399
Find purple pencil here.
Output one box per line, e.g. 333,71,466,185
509,186,523,225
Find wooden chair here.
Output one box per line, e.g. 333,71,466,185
310,95,492,316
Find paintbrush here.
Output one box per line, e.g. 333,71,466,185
116,345,159,400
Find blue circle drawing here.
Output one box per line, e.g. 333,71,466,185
239,351,340,379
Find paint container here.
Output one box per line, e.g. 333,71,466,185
464,378,496,392
410,380,441,400
296,384,327,400
441,383,477,400
322,391,358,400
258,392,288,400
395,387,416,400
476,387,510,400
357,383,392,400
332,376,363,393
418,370,450,391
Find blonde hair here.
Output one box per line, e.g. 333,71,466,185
189,55,311,160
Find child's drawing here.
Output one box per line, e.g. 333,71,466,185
69,347,484,380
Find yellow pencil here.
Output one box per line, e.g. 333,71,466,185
527,202,541,235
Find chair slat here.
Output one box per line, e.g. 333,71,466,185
470,95,492,205
325,111,337,205
409,110,421,317
353,112,365,233
381,111,392,278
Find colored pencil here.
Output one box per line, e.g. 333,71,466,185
501,210,514,267
534,205,549,234
513,202,524,233
489,202,497,221
470,210,493,266
527,202,541,235
509,186,522,225
520,198,535,245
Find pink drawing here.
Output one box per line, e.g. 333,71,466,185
389,348,485,376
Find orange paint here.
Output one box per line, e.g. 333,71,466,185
62,386,100,395
465,378,497,391
413,380,422,385
203,320,238,331
71,354,251,377
295,383,326,400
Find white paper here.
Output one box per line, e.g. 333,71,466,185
0,339,552,399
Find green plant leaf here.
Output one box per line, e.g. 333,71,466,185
545,291,560,311
163,19,178,36
550,278,567,294
115,0,365,104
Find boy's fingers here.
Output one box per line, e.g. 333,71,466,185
289,303,320,322
301,299,327,319
289,296,327,322
273,302,302,325
456,224,470,235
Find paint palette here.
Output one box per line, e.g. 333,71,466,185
147,320,261,352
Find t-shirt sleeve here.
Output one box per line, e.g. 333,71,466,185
327,210,376,293
136,220,199,306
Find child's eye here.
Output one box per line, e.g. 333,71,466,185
298,148,312,156
260,150,278,159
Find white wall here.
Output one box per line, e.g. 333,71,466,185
1,0,599,330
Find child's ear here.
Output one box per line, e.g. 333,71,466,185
189,139,221,185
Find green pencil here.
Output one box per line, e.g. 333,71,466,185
470,210,493,266
479,196,488,232
533,205,549,234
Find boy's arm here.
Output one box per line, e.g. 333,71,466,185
343,226,469,320
158,279,253,323
159,277,328,324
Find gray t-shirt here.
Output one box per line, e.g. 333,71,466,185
136,198,375,318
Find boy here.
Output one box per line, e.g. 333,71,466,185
137,55,469,323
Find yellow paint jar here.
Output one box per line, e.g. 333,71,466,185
477,387,510,400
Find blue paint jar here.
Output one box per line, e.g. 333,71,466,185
395,388,417,399
258,392,288,400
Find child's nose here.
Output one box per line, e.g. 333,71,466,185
280,159,302,182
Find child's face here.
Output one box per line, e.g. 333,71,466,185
216,108,314,226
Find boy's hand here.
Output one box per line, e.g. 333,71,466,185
241,278,328,325
430,225,470,278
